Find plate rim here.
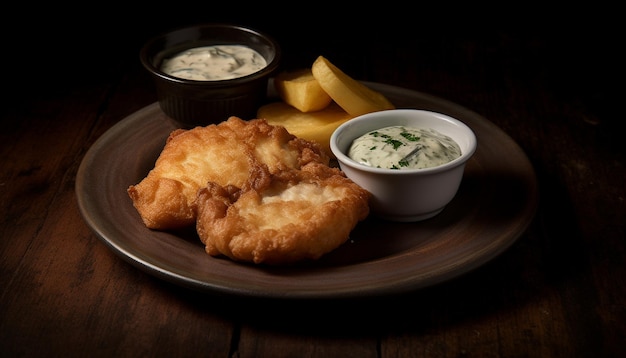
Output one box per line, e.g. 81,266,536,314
76,82,538,299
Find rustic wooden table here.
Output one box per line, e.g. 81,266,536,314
2,10,624,357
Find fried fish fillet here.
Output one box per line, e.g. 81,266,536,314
196,160,370,265
127,117,330,230
128,116,371,265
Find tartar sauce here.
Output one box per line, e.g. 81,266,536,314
160,45,267,81
348,126,462,169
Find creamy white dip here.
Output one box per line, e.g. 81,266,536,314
348,126,462,169
160,45,267,81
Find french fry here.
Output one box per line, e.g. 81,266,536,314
274,68,333,112
312,56,394,116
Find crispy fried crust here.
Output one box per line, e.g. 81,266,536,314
127,117,330,230
196,161,370,265
128,116,371,265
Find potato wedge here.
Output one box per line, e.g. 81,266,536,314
274,68,333,112
257,101,353,156
312,56,395,116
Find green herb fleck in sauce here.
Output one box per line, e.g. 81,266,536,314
348,126,461,169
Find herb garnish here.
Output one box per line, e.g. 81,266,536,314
401,131,420,141
398,159,410,167
384,138,403,150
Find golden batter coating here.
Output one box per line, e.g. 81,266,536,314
127,117,329,230
128,116,370,265
196,161,370,265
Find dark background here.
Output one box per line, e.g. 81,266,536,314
5,5,622,119
2,6,622,179
3,5,623,170
2,5,625,356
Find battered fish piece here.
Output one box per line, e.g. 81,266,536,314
127,117,329,229
196,160,370,265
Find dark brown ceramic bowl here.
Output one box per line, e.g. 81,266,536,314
140,23,281,128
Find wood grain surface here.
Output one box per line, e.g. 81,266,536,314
2,7,624,357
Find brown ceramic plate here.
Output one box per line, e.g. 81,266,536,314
76,82,538,299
